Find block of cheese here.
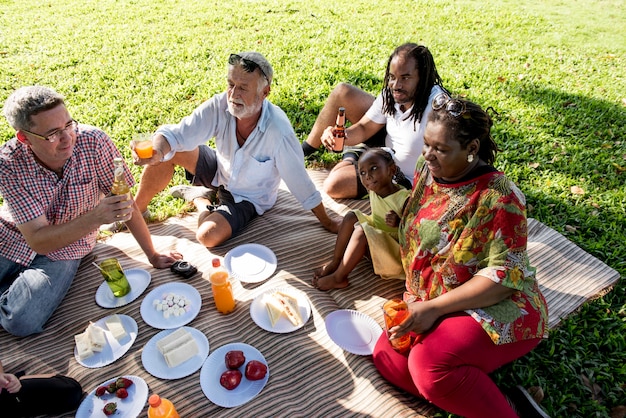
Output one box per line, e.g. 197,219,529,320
74,332,94,360
156,327,199,368
105,315,128,341
86,322,107,352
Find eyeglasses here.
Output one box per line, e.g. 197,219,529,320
432,93,468,118
228,54,268,82
21,120,78,143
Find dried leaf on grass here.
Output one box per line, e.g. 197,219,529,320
610,405,626,418
571,185,585,195
581,374,604,402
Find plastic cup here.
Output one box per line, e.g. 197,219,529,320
382,298,411,352
99,258,131,297
135,139,154,159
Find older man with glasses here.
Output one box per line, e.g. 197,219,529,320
132,51,340,248
0,86,182,337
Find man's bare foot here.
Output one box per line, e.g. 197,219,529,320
312,273,349,291
313,262,338,279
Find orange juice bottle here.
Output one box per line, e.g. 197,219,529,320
382,299,411,352
210,258,235,314
147,394,179,418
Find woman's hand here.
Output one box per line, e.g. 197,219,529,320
389,301,440,339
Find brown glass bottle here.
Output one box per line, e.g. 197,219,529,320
332,107,346,153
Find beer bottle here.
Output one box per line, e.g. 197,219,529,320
110,157,131,198
332,107,346,153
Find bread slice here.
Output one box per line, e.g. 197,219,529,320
263,294,284,326
156,327,189,352
162,337,199,368
275,291,303,326
156,327,199,368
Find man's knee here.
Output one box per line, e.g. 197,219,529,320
196,217,231,248
1,316,43,337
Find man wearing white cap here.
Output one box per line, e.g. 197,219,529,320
133,52,340,247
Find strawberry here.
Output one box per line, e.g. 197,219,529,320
106,382,118,393
115,388,129,399
95,386,108,397
115,377,134,389
103,402,117,416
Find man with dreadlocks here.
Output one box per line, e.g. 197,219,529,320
301,43,447,199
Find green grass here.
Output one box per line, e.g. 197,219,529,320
1,0,625,416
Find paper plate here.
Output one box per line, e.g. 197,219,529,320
76,375,148,418
325,310,383,355
74,314,138,368
140,282,202,329
141,326,210,379
95,269,151,308
200,342,269,408
224,243,277,283
249,287,311,333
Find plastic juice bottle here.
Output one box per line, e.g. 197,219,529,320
147,394,179,418
210,258,235,314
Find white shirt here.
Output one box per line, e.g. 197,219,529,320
156,92,322,215
365,84,444,183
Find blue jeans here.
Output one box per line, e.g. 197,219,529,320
0,254,81,337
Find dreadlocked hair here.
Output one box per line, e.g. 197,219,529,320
382,43,444,126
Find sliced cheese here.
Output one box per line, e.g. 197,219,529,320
162,337,199,367
105,315,127,341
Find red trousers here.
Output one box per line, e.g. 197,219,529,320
372,313,541,418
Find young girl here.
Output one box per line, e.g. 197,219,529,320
312,147,410,290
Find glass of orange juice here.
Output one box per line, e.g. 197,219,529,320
382,298,411,352
133,134,154,159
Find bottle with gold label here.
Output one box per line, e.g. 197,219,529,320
110,157,131,198
332,107,346,153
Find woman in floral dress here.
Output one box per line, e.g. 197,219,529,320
372,94,549,418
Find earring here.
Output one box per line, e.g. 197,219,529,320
467,154,474,163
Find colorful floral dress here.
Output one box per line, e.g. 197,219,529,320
399,158,548,344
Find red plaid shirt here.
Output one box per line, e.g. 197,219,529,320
0,124,135,266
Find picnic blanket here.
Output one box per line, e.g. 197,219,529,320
0,169,620,417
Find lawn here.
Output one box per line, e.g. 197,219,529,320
1,0,625,416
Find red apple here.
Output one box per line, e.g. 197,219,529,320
225,350,246,369
245,360,268,381
220,370,242,390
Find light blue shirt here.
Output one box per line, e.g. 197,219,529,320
156,92,322,215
